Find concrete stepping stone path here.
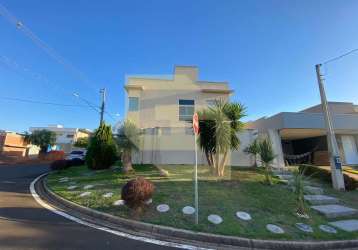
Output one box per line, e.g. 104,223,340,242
208,214,223,224
102,192,113,198
67,185,77,190
319,225,337,234
304,195,339,205
266,224,284,234
311,204,358,219
79,191,91,197
83,185,94,190
304,186,324,195
182,206,195,215
58,177,69,183
145,199,152,205
295,223,313,233
113,200,125,206
329,219,358,232
157,204,170,213
236,211,252,221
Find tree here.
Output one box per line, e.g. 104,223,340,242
115,120,140,173
85,123,117,170
258,138,276,185
198,100,246,177
74,137,89,148
244,139,260,167
24,130,56,154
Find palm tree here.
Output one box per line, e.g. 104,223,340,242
258,138,276,185
116,120,140,173
198,100,246,177
244,139,260,167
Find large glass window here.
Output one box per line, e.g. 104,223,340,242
179,99,194,121
128,97,139,111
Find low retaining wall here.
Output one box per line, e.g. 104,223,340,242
38,175,358,250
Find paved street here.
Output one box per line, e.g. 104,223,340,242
0,164,174,250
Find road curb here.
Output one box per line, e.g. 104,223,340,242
38,175,358,250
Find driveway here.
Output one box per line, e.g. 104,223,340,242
0,164,175,250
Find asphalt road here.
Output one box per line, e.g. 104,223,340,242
0,164,175,250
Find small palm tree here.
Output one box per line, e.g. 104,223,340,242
258,138,276,185
116,120,140,173
244,139,260,167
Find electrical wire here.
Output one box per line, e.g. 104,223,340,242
323,48,358,65
0,96,89,108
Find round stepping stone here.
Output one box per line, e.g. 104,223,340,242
113,200,125,206
67,185,77,190
79,191,91,197
156,204,170,213
145,198,152,205
319,225,337,234
102,192,113,198
182,206,195,215
58,177,69,183
69,181,77,185
83,185,94,189
236,211,252,221
295,223,313,233
266,224,284,234
208,214,223,224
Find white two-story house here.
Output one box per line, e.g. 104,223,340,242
123,66,255,166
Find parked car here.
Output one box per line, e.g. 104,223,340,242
65,150,86,161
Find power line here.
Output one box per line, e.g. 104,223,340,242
323,48,358,65
0,96,89,108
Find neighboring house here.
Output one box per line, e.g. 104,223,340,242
0,131,39,157
248,102,358,167
123,65,256,166
29,125,91,153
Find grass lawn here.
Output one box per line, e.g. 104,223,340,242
47,164,358,240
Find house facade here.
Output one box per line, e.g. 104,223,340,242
0,131,39,157
248,102,358,167
123,66,255,166
29,125,91,153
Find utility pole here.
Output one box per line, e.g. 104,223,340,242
99,88,106,125
315,64,345,191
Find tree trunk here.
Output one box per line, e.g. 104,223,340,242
219,151,229,177
205,151,213,166
122,150,133,173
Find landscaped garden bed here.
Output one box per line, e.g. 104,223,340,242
46,164,358,240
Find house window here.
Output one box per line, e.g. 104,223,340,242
128,97,139,111
66,134,74,138
179,99,194,121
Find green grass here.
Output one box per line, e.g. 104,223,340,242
47,164,358,240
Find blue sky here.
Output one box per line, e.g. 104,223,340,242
1,0,358,132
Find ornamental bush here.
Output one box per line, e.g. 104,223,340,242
121,177,154,211
85,123,117,170
50,160,68,171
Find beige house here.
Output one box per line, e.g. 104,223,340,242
123,66,255,166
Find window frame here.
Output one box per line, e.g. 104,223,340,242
178,99,195,121
128,97,139,112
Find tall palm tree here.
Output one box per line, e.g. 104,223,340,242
198,100,246,177
116,120,140,173
258,138,276,185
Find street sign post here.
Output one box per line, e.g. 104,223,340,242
193,113,199,224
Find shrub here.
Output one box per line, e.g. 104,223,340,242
50,160,68,171
299,164,358,191
67,158,84,167
121,177,154,211
86,123,117,170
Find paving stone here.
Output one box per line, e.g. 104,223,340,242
113,200,125,206
236,211,252,221
83,184,94,190
311,204,358,218
157,204,170,213
79,191,91,197
304,186,324,195
295,223,313,233
304,195,339,205
319,225,337,234
102,192,113,198
145,198,153,205
67,185,77,190
329,219,358,232
182,206,195,215
208,214,223,224
266,224,284,234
